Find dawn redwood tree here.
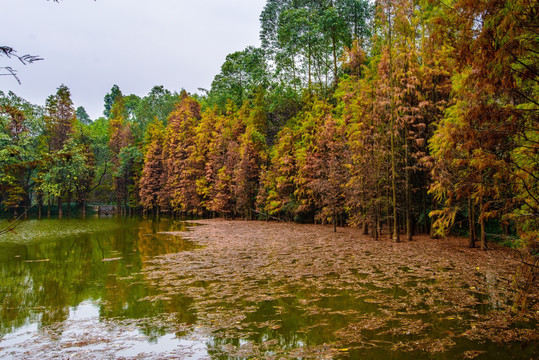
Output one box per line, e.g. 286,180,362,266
193,109,223,213
338,44,387,237
108,91,133,214
44,84,76,217
139,118,166,213
311,112,349,231
429,0,538,259
257,123,298,220
208,102,244,218
163,92,202,215
234,97,268,220
294,99,334,222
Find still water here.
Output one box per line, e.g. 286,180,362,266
0,217,536,359
0,217,206,359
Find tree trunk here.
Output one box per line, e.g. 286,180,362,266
480,198,487,251
422,188,428,234
405,128,412,241
388,3,399,243
363,220,368,235
468,196,476,248
333,208,337,233
38,191,43,220
58,195,63,219
116,196,122,215
480,216,487,251
390,130,399,243
47,197,51,218
374,213,379,241
82,198,87,219
67,191,72,218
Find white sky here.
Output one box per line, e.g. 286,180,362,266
1,0,267,119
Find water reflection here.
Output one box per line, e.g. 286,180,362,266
0,217,198,340
1,218,537,359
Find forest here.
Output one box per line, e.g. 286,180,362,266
0,0,537,257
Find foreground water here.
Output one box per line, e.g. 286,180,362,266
0,217,536,359
0,217,208,358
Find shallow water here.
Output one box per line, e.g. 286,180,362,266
0,218,536,359
0,216,205,359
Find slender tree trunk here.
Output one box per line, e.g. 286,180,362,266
422,188,428,234
67,191,72,218
82,197,87,219
390,129,399,243
405,129,412,241
387,174,392,240
332,33,338,87
116,195,122,215
47,197,51,218
387,2,399,243
38,191,43,220
333,208,337,233
468,196,476,248
374,212,379,241
480,197,487,251
308,41,312,91
58,195,63,219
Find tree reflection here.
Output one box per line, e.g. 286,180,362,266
0,217,197,338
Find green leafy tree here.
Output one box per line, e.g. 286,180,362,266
76,106,92,125
207,47,268,111
0,92,44,214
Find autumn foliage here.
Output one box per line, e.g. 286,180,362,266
1,0,537,266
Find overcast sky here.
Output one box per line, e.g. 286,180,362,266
1,0,267,119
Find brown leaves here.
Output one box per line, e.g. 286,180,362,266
141,220,538,358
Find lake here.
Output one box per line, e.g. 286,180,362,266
0,217,536,359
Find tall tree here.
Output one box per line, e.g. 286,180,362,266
108,91,133,214
139,118,166,213
207,47,269,111
0,92,44,214
163,92,202,214
43,84,76,217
